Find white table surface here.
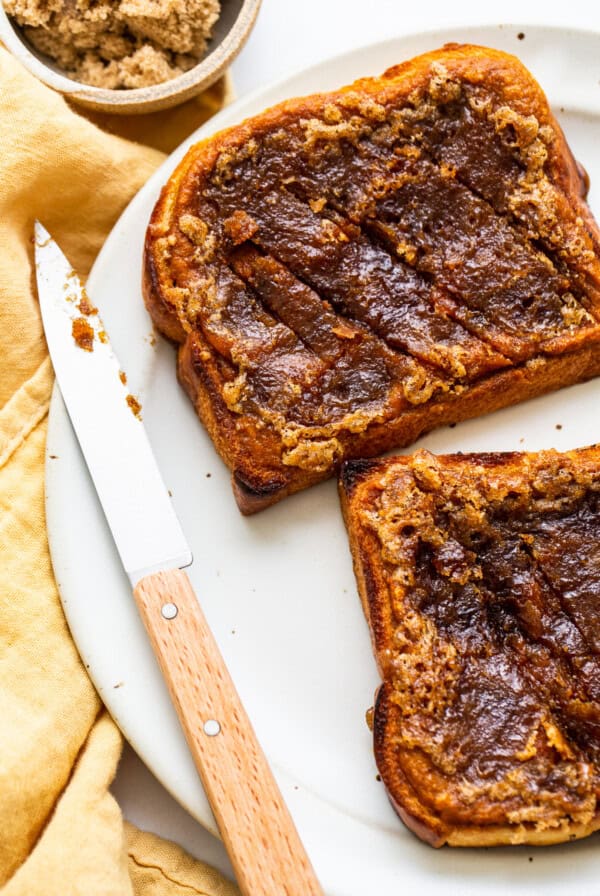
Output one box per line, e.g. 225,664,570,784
111,0,600,885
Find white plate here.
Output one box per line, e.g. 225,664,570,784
46,24,600,896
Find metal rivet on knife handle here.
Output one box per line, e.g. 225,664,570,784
204,719,221,736
161,602,178,619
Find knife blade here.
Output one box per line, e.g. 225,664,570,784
34,220,192,584
35,222,323,896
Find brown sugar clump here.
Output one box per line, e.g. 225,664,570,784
126,393,142,418
77,292,98,316
72,317,94,352
5,0,221,89
340,446,600,847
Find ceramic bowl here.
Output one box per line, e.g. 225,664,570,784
0,0,261,113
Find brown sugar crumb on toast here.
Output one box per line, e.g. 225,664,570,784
144,43,600,513
339,446,600,847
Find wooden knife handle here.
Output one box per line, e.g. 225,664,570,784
133,568,324,896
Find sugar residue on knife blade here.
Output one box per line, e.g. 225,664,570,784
77,291,97,316
72,288,99,351
126,393,142,419
72,317,94,352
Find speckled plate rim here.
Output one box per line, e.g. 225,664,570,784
46,23,600,896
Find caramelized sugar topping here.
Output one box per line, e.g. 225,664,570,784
160,58,600,471
361,449,600,836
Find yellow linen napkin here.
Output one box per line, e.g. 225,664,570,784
0,47,239,896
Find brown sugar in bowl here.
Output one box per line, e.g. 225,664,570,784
0,0,261,114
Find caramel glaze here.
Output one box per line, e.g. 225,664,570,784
145,45,600,510
412,489,600,819
179,73,600,431
341,448,600,846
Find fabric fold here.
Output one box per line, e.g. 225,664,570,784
0,46,238,896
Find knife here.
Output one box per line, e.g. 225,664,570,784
34,222,324,896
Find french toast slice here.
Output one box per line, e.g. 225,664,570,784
339,447,600,847
144,44,600,513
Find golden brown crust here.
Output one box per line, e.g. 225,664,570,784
144,43,600,513
340,446,600,847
